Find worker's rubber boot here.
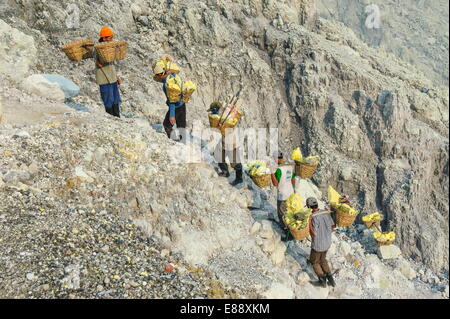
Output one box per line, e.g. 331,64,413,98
163,126,172,139
230,164,243,186
326,273,336,287
105,107,113,115
218,163,230,177
112,104,121,118
316,276,327,288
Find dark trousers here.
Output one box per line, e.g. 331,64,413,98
163,104,186,138
100,82,121,118
221,147,242,168
277,200,287,229
310,249,331,277
213,137,242,167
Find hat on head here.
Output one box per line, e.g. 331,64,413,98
100,26,113,38
273,150,283,159
153,65,165,75
306,197,318,208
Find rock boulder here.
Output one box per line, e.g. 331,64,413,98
0,19,37,82
22,75,66,102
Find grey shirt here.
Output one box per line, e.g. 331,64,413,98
311,209,335,252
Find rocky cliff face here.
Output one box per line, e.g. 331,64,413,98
0,0,448,297
317,0,450,87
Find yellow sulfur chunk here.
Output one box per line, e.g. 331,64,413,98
373,231,396,242
248,161,270,176
362,212,383,222
292,147,303,162
303,155,320,165
328,186,340,206
286,193,303,214
284,208,312,230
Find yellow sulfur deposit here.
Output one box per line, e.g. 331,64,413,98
328,185,340,206
362,212,383,222
291,147,320,165
303,155,320,165
166,75,182,92
337,203,359,216
284,208,312,230
247,161,270,176
286,193,303,214
249,166,270,176
182,81,197,93
373,231,396,242
292,147,303,162
248,161,266,170
225,117,238,125
182,81,196,103
152,59,180,74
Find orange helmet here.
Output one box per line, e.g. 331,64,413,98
100,26,113,38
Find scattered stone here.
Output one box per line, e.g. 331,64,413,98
160,249,170,257
377,245,402,260
26,273,36,281
338,241,352,257
13,131,31,138
93,147,107,162
297,272,310,285
250,222,261,235
259,220,274,239
306,283,329,299
74,166,94,183
263,283,294,299
396,259,417,280
3,170,32,185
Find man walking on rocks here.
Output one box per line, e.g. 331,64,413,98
94,26,122,118
216,122,244,187
153,56,186,140
271,151,296,233
307,197,336,288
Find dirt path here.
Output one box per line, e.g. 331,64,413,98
0,95,74,126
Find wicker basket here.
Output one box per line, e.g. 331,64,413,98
363,219,382,229
289,225,309,240
182,90,195,103
218,110,242,135
219,120,238,136
167,88,182,103
376,238,394,247
335,208,357,227
295,162,318,179
209,113,220,128
94,41,128,63
363,214,384,229
61,40,94,62
251,174,271,188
